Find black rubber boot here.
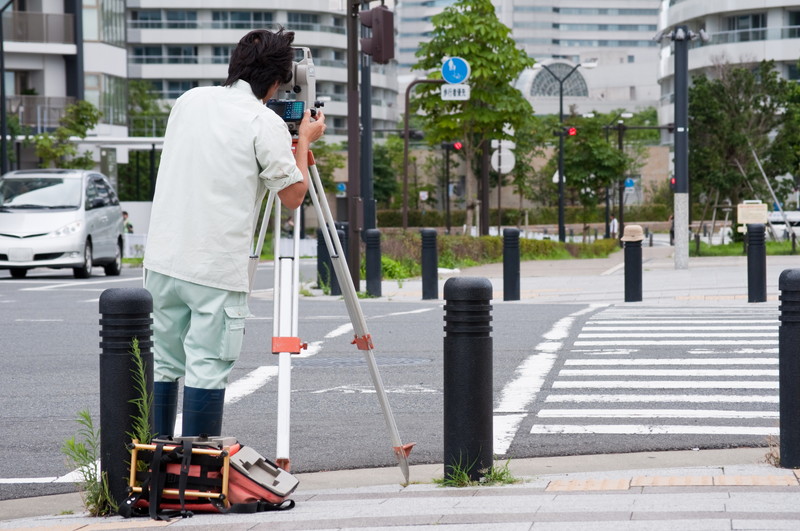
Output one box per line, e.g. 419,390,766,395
153,381,179,438
182,386,225,437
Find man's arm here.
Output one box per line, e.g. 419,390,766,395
278,109,326,209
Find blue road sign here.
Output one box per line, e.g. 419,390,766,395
625,177,636,188
441,57,470,84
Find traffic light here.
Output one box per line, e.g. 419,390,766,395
359,5,394,64
669,176,676,192
442,141,463,151
567,126,577,136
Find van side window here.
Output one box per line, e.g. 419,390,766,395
94,179,113,207
85,180,99,209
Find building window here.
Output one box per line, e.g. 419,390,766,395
165,10,197,29
213,46,234,64
83,0,125,47
84,73,127,125
212,11,273,29
165,46,198,64
164,80,198,99
726,12,766,41
287,12,320,31
131,10,161,28
132,46,162,64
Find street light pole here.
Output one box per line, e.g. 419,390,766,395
0,0,15,175
537,63,581,243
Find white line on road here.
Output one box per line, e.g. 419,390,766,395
582,326,776,331
578,332,777,338
574,340,776,346
492,304,606,454
564,358,776,366
585,320,775,325
537,409,778,419
529,425,778,436
226,366,279,404
559,369,777,377
21,277,140,291
545,394,778,403
553,380,778,389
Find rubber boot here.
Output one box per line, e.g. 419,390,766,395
182,386,225,437
153,381,179,439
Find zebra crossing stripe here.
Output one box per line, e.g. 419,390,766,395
559,369,778,377
579,332,777,338
537,409,778,419
553,380,778,389
545,394,778,403
574,340,775,346
564,358,776,366
529,425,779,435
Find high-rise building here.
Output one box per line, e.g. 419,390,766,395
657,0,800,128
397,0,663,116
125,1,398,141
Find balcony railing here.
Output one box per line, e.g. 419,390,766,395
688,26,800,49
6,96,76,133
2,11,75,44
127,20,345,35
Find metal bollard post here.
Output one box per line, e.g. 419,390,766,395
747,223,767,303
503,228,520,301
695,233,701,256
779,269,800,467
364,228,382,297
421,228,438,300
443,277,493,481
99,288,153,511
649,232,654,247
316,227,333,292
621,225,644,302
792,232,796,255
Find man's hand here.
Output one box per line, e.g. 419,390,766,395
279,109,326,209
297,109,326,145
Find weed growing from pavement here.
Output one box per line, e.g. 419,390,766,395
61,410,117,516
435,456,520,488
765,435,781,467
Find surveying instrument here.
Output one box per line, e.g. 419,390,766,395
248,48,413,482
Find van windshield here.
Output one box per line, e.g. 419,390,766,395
0,177,82,210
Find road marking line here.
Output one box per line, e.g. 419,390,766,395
22,277,140,291
529,424,779,435
545,394,778,403
574,340,776,346
553,380,778,389
560,369,777,377
537,409,778,419
578,332,777,338
582,326,776,331
492,304,605,454
564,358,776,366
226,366,279,404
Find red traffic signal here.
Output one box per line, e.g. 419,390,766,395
442,141,462,151
669,176,676,191
452,141,463,150
567,127,578,136
359,6,395,64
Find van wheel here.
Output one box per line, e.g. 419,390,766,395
73,240,93,279
9,269,27,279
104,240,122,276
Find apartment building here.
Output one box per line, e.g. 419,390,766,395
397,0,663,116
657,0,800,128
125,0,399,140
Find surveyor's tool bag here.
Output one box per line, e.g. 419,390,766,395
120,436,299,520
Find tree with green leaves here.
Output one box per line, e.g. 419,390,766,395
411,0,535,231
32,100,102,169
688,60,795,224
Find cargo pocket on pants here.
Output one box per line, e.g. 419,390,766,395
220,305,248,361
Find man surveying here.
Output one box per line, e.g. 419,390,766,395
143,28,326,438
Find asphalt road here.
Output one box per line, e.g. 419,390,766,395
0,262,779,501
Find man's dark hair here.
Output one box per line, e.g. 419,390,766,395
223,28,295,100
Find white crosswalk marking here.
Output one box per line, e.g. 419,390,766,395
525,306,780,442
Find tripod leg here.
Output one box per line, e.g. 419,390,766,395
307,163,413,483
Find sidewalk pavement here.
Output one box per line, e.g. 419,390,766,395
3,247,800,529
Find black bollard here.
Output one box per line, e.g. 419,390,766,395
695,233,701,256
779,269,800,467
99,288,153,511
747,223,767,303
621,225,643,302
649,232,654,247
443,277,493,481
317,227,333,290
364,228,381,297
421,228,438,300
792,232,797,255
502,228,520,301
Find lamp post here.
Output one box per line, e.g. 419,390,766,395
0,0,15,175
603,112,632,239
535,62,583,243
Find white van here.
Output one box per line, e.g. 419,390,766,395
768,211,800,238
0,169,124,278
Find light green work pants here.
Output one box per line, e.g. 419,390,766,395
144,270,249,389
